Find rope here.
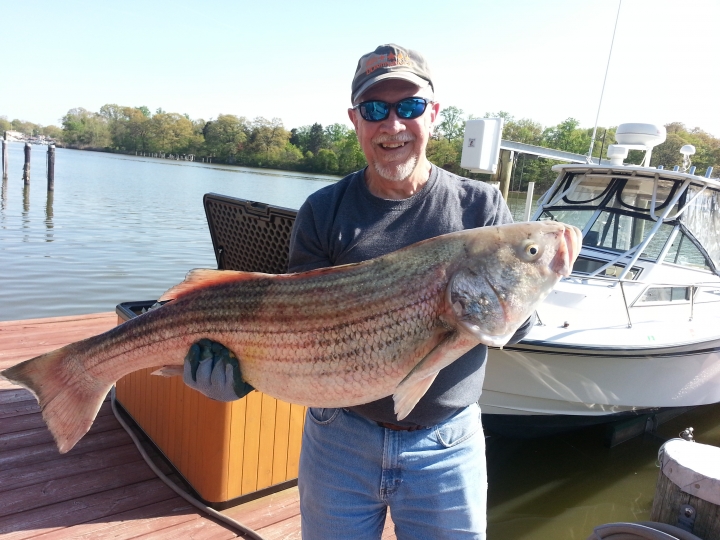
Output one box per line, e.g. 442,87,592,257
110,387,267,540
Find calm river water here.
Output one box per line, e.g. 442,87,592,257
0,143,337,321
2,142,719,539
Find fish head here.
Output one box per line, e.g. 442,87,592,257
447,221,581,347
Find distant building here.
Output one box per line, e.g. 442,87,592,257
4,130,25,141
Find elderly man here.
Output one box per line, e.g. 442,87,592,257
186,44,533,539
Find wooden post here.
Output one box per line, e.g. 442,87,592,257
47,145,55,191
2,138,8,179
498,149,514,201
652,439,720,539
23,143,31,185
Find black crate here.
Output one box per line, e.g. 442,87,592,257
203,193,297,273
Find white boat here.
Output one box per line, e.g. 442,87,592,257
480,124,720,436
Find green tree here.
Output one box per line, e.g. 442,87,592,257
0,116,11,134
149,113,195,154
308,123,326,155
247,117,290,163
542,118,589,154
61,108,110,148
436,106,465,141
203,114,247,160
313,148,339,174
336,130,366,175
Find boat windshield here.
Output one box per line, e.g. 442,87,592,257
540,209,674,262
682,185,720,270
539,171,718,273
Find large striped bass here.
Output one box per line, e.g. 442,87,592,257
2,221,580,453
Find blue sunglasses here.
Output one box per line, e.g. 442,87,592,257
354,97,432,122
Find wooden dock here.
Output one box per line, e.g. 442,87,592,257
0,312,397,539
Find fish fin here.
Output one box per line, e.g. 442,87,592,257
1,346,112,454
392,331,478,420
151,365,184,377
158,268,274,302
393,373,438,421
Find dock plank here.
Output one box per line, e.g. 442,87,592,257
0,311,396,539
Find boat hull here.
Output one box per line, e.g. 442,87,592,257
479,339,720,435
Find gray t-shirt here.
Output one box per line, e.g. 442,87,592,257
288,165,533,427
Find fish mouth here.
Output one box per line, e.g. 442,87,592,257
550,225,582,277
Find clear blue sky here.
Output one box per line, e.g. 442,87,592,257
2,0,718,137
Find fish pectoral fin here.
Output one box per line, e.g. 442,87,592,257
392,331,478,420
393,373,438,421
151,365,184,377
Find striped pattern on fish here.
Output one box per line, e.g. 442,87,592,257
1,221,581,453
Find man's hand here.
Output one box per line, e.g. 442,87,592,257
183,339,254,402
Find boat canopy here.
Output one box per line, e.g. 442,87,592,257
536,167,720,275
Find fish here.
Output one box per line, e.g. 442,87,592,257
1,221,581,453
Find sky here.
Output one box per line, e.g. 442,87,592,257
2,0,718,137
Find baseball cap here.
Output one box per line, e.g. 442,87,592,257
351,44,434,104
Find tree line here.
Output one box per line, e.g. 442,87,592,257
2,107,718,192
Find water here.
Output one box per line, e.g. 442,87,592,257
0,143,337,321
2,143,718,539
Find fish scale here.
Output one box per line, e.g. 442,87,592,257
1,221,581,453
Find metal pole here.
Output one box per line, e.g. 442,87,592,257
523,182,535,222
1,138,8,179
47,145,55,191
23,143,31,185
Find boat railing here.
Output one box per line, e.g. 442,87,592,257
565,274,720,328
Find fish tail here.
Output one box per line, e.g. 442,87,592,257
1,346,111,454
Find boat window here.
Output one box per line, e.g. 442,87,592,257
618,178,679,213
664,230,713,271
584,211,672,258
572,256,640,279
554,174,614,205
539,209,595,231
680,185,720,272
638,286,694,304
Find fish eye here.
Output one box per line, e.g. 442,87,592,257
523,242,541,259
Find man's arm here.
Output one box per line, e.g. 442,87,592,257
288,199,333,273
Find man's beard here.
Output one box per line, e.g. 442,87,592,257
372,153,418,182
371,134,418,182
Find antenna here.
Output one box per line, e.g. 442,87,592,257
587,0,622,163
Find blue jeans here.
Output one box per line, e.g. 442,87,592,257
298,403,487,540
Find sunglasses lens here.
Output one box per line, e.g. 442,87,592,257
358,98,428,122
360,101,390,122
396,98,427,119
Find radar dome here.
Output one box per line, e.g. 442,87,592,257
615,123,666,148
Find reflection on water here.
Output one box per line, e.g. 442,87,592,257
0,144,337,321
1,177,6,212
45,190,54,242
486,402,720,539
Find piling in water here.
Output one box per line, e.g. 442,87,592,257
2,138,8,179
23,143,31,185
47,145,55,191
652,438,720,538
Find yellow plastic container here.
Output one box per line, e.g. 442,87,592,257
115,304,305,507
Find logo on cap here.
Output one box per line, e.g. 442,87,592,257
362,52,411,75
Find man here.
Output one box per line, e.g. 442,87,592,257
185,44,533,539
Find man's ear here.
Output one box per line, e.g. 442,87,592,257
348,107,359,130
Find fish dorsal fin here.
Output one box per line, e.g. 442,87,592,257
158,268,274,302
